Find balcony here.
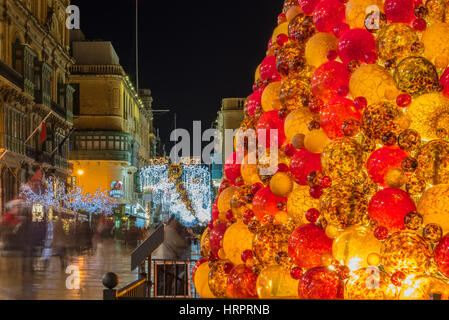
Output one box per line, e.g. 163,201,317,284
51,101,67,119
2,134,25,156
0,60,23,89
70,64,124,76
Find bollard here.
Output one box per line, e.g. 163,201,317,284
102,272,119,300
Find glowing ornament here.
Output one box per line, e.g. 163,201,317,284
201,227,212,257
367,147,409,187
393,56,439,96
270,172,294,197
399,275,449,300
337,28,376,65
287,185,320,225
434,234,449,278
253,223,290,267
284,106,317,142
418,184,449,234
218,186,237,218
311,61,351,101
256,110,286,149
312,0,345,33
377,23,418,63
298,267,344,299
193,262,215,298
288,223,333,269
361,102,402,141
345,0,384,29
381,230,432,274
407,93,449,140
305,32,338,68
422,23,449,69
345,268,398,300
280,76,313,112
222,222,254,266
224,152,242,184
299,0,321,14
286,3,303,21
320,97,361,139
241,153,261,186
192,258,208,284
247,87,264,117
290,149,322,185
384,0,415,23
368,188,417,233
261,81,282,112
260,56,281,82
332,226,382,271
208,259,230,297
226,265,258,299
417,140,449,185
288,13,316,42
256,265,299,299
272,22,289,43
209,222,228,257
252,187,287,222
441,68,449,98
304,129,330,153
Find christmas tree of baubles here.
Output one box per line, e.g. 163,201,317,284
193,0,449,300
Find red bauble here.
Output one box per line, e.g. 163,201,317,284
192,258,208,283
288,223,333,269
299,0,322,14
256,110,286,148
384,0,415,23
260,56,281,82
247,85,265,117
440,68,449,99
211,201,219,221
290,149,322,185
226,265,258,299
368,188,417,233
337,28,376,65
434,234,449,279
320,96,361,139
224,152,243,184
311,61,351,101
298,267,344,299
313,0,346,33
209,222,228,257
367,147,409,187
252,187,287,221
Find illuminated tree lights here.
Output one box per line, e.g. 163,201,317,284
194,0,449,299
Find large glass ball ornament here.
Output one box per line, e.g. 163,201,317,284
434,234,449,278
231,185,254,220
288,223,333,269
261,81,282,112
288,12,316,43
399,275,449,300
320,97,361,139
209,222,229,257
247,86,264,117
361,101,402,141
299,0,321,14
252,187,287,222
256,110,286,149
192,258,208,284
194,262,215,298
223,222,254,266
284,106,317,142
241,153,262,186
349,64,399,106
376,23,418,63
224,152,242,184
304,128,330,154
321,137,364,183
422,23,449,69
367,146,409,187
280,76,314,112
287,185,320,225
211,201,219,222
201,227,212,258
312,0,346,33
226,265,258,299
381,230,432,274
333,226,382,271
253,223,290,267
298,267,344,299
397,129,421,151
384,0,415,23
407,93,449,141
290,148,322,185
320,184,369,228
416,140,449,185
311,61,351,101
260,55,281,82
218,186,238,217
337,28,376,65
393,56,439,96
345,0,383,29
270,172,294,197
208,259,230,297
418,184,449,234
256,265,299,299
369,188,417,233
305,32,338,68
276,42,307,76
345,268,398,300
272,22,289,43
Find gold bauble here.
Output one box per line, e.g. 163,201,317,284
361,101,402,141
270,172,294,197
399,275,449,300
304,129,330,154
385,168,407,188
425,0,448,24
194,262,215,298
208,260,230,298
241,153,262,186
422,23,449,69
284,105,317,143
418,184,449,234
218,186,238,217
305,32,338,68
256,265,299,299
253,224,290,267
200,227,212,257
287,185,320,225
261,81,282,112
345,267,398,300
222,222,254,265
376,23,418,63
272,22,289,43
280,76,313,112
345,0,384,29
394,56,439,96
416,139,449,185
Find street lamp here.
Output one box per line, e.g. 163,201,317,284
77,169,84,176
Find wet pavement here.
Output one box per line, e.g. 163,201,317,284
0,239,139,300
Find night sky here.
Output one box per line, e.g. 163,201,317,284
70,0,283,152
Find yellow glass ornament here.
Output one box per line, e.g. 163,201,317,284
231,185,253,220
418,184,449,234
241,153,262,186
222,222,254,265
425,0,448,24
194,262,215,298
286,5,302,21
284,107,316,143
345,0,384,29
201,227,212,257
367,252,381,266
407,93,449,141
261,81,282,112
287,185,320,225
325,225,340,239
270,172,294,197
381,231,432,275
304,128,330,154
272,22,289,43
422,23,449,69
349,64,399,106
218,186,238,217
256,265,299,299
376,23,418,63
208,260,230,298
399,275,449,300
394,56,439,96
385,168,407,188
416,140,449,186
361,101,402,141
345,267,398,300
305,33,338,68
280,76,313,112
332,226,382,271
253,223,290,267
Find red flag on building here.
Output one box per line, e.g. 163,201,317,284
39,121,47,144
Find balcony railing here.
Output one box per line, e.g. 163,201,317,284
0,60,23,89
2,135,26,156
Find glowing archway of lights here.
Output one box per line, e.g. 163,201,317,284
140,164,212,226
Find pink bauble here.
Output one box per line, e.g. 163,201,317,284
313,0,345,33
209,222,228,257
290,149,322,185
311,61,351,101
300,0,323,14
256,110,286,148
211,201,219,221
337,28,377,65
384,0,415,23
260,56,281,82
440,68,449,99
320,97,361,139
224,152,243,184
252,187,287,221
367,147,409,187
